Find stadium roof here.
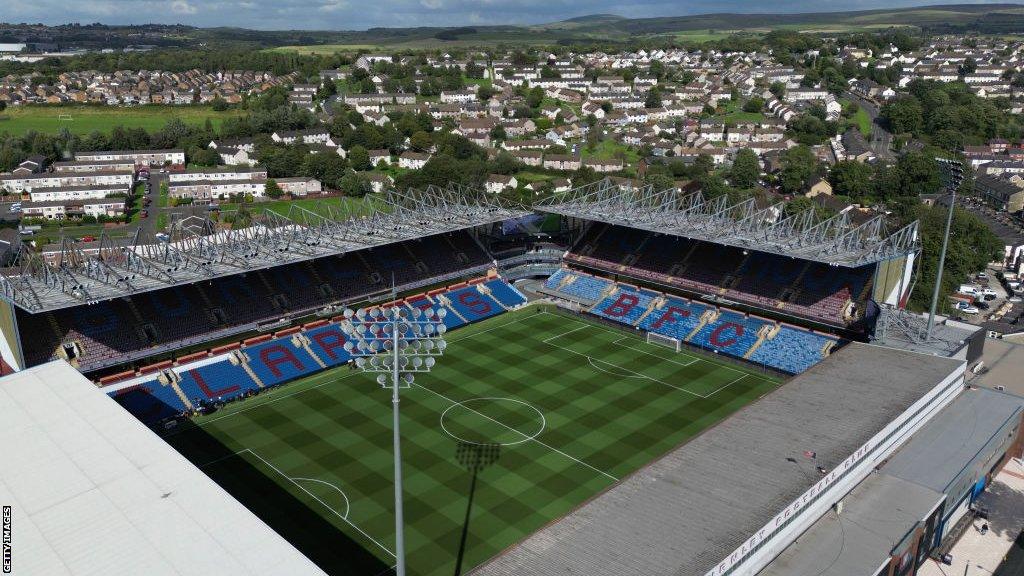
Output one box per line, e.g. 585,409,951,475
536,179,920,268
0,360,328,576
759,386,1024,576
757,473,943,576
469,343,963,576
1,185,528,313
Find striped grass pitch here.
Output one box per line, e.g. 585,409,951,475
166,308,781,576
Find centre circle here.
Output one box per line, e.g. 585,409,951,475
440,397,546,446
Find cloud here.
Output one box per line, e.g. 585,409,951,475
170,0,197,14
0,0,1014,31
319,0,347,11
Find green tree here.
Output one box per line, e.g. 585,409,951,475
645,87,662,109
348,145,371,171
779,145,821,194
742,97,764,113
828,160,874,200
264,178,283,199
881,96,924,134
339,172,372,197
730,149,760,189
410,131,432,151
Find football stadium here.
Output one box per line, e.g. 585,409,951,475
0,180,1020,576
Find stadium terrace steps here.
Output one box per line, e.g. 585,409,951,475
545,268,840,374
158,370,193,411
296,334,328,370
238,359,267,389
107,278,525,425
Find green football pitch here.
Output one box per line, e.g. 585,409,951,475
164,308,782,576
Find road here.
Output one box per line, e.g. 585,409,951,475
845,92,895,160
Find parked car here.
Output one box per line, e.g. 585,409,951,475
955,301,980,314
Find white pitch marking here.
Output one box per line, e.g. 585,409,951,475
292,476,352,519
415,384,619,482
245,448,396,559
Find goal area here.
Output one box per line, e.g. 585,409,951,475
646,331,681,352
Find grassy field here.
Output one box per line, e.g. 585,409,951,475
0,105,245,136
164,308,780,576
582,138,639,165
853,108,872,137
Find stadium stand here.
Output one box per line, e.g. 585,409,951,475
443,284,505,324
688,311,771,357
565,222,874,327
242,337,322,387
540,269,612,304
177,361,260,404
638,297,710,342
18,231,493,371
483,278,528,310
110,378,186,424
592,285,660,326
748,325,836,374
106,277,526,424
543,268,839,373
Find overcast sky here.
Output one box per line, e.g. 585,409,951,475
1,0,1016,30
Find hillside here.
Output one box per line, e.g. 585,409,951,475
4,4,1024,53
262,3,1024,51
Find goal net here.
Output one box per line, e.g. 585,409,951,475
646,331,681,352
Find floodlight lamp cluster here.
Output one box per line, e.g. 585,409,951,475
339,305,450,386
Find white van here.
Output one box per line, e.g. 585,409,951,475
959,284,981,296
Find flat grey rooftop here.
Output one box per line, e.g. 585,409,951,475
972,338,1024,395
881,386,1024,495
470,343,963,576
757,473,943,576
0,361,327,576
757,386,1024,576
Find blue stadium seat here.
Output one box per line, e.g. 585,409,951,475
109,379,185,424
176,362,260,403
638,298,709,341
485,279,527,308
748,326,836,374
446,286,503,323
244,339,321,386
592,286,657,325
556,273,611,301
544,269,570,290
305,324,353,367
688,311,769,358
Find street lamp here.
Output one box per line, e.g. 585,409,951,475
339,305,449,576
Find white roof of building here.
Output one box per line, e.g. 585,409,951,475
0,361,328,576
